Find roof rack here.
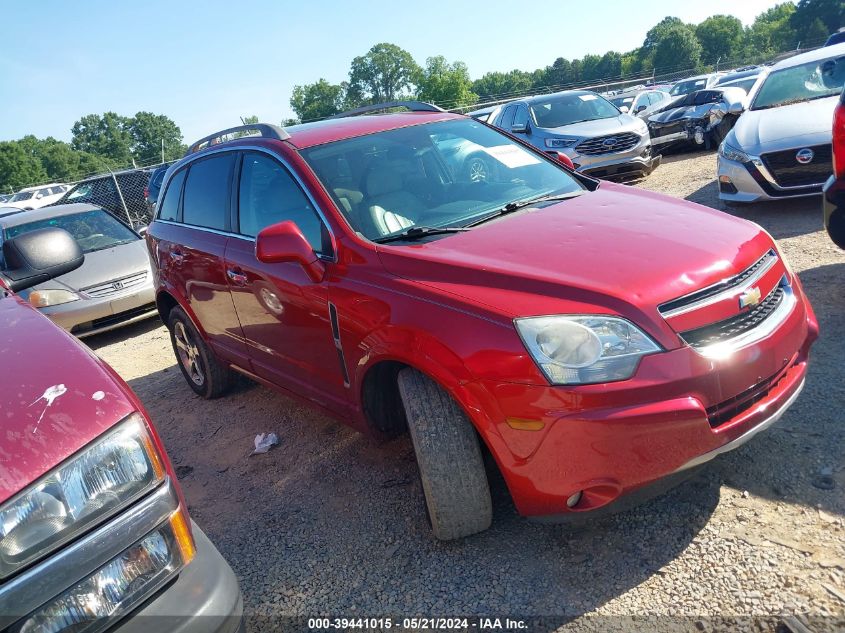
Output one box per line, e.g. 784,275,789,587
329,100,445,119
185,123,290,156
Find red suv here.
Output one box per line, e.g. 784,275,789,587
0,228,242,631
147,102,818,540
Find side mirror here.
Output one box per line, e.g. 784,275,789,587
636,105,647,114
727,100,745,115
136,225,148,236
555,152,575,170
619,105,629,113
511,122,527,134
255,221,325,283
1,227,84,293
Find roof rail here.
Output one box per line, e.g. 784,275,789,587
185,123,290,156
329,100,445,119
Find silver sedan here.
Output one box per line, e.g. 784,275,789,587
0,203,157,337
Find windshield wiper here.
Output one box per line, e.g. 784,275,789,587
374,225,471,244
465,191,584,227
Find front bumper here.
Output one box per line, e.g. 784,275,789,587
467,284,818,518
37,283,157,338
718,155,825,203
555,134,658,180
118,523,243,633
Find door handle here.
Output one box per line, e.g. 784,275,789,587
226,268,249,285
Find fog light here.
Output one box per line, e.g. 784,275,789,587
566,491,583,508
17,510,194,633
693,126,705,145
718,175,738,195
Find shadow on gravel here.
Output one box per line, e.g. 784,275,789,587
684,181,823,241
126,362,721,623
83,316,163,350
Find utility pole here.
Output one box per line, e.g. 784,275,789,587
161,138,165,164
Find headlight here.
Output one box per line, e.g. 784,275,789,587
0,413,165,578
515,315,661,385
27,289,80,308
545,137,578,148
718,141,750,163
17,509,194,633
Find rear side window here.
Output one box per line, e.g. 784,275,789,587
238,153,324,251
158,168,186,221
182,154,234,230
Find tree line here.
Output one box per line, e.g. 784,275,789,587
287,0,842,121
0,0,840,193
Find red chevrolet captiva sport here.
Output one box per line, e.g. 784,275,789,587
147,102,818,540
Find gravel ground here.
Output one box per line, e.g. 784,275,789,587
88,150,845,632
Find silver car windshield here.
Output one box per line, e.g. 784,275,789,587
752,55,845,110
300,118,584,242
3,209,138,255
529,93,619,128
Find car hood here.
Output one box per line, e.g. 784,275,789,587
730,97,837,153
0,292,137,503
376,183,772,344
538,114,639,137
30,238,151,293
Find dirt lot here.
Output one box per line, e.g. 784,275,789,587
89,151,845,631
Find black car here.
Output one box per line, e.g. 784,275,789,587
145,163,172,218
647,87,747,152
51,168,152,228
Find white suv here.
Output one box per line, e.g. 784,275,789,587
6,183,70,209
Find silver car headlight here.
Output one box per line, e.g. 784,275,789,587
545,137,578,148
515,315,661,385
0,413,165,578
718,141,750,163
27,289,80,308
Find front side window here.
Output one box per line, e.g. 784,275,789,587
530,93,619,129
182,154,234,231
300,118,585,243
10,191,34,202
497,106,516,129
158,168,186,222
237,153,324,251
512,105,530,128
3,209,138,256
752,54,845,110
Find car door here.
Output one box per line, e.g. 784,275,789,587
223,150,348,414
149,152,249,367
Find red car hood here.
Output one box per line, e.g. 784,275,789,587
0,292,136,504
376,184,773,342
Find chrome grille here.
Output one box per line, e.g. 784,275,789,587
678,286,785,349
761,144,832,188
658,250,777,317
575,132,641,156
83,271,148,298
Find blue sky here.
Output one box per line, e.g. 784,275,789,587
1,0,785,146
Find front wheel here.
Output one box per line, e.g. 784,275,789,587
168,306,232,398
464,156,492,183
397,368,492,540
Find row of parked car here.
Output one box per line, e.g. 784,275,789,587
2,40,841,633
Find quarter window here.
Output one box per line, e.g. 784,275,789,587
182,154,234,231
238,153,324,251
158,168,186,222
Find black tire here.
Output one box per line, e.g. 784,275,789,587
168,306,232,398
397,368,492,540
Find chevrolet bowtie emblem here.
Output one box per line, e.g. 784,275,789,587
739,286,762,309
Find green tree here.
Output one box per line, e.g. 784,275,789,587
745,3,798,57
348,43,420,104
416,56,477,108
538,57,573,90
128,111,183,164
791,0,844,44
471,70,533,101
696,15,745,65
0,141,47,192
290,79,347,121
652,24,702,74
595,51,623,80
637,16,686,70
71,112,133,165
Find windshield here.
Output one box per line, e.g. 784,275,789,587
670,78,707,96
3,209,139,255
10,191,34,202
530,93,619,128
300,118,584,242
751,55,845,110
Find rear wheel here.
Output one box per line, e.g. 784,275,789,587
397,368,492,540
168,306,232,398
